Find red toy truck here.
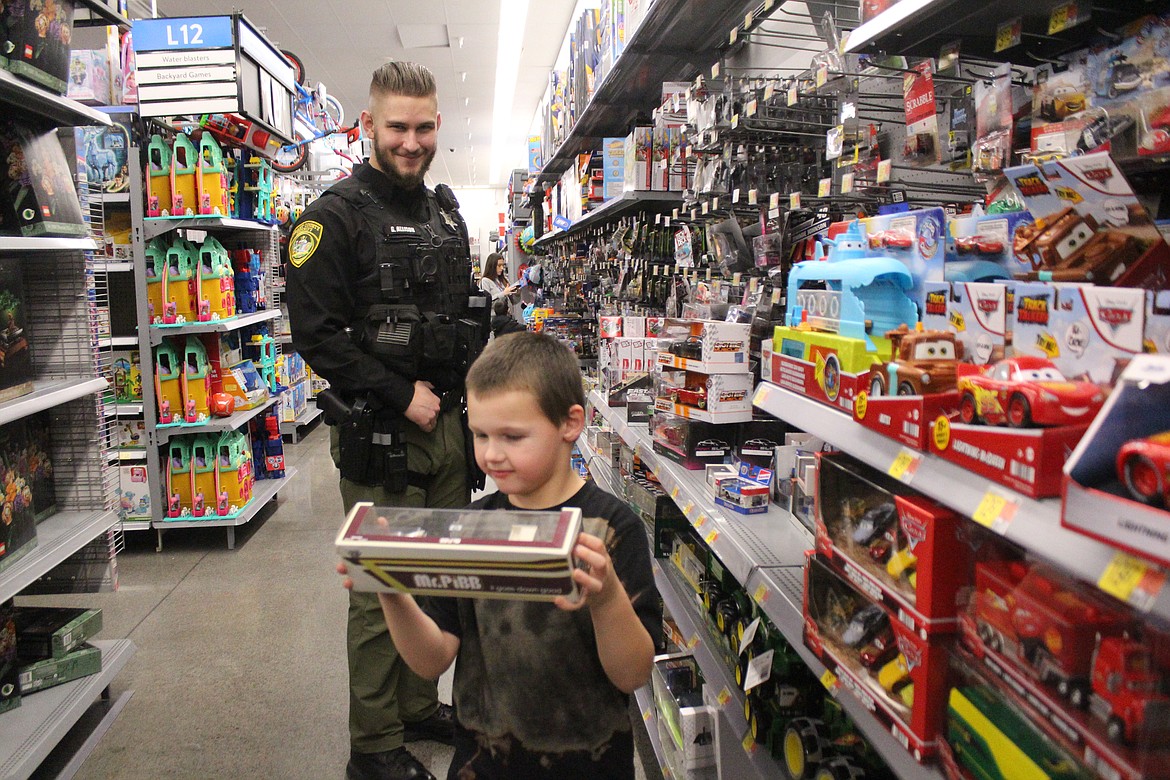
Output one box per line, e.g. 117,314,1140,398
970,560,1170,744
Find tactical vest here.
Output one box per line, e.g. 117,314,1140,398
322,176,489,391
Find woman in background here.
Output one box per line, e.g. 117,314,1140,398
479,252,520,304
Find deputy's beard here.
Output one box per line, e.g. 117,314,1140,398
374,146,435,190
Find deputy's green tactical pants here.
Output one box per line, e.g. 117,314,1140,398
334,408,470,753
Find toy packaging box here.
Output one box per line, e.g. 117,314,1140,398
0,419,40,574
803,553,950,763
655,371,753,423
1003,152,1170,288
337,503,586,600
0,258,33,403
18,642,102,694
958,557,1170,780
0,598,18,714
1063,355,1170,568
853,389,959,451
13,606,101,658
771,324,892,414
651,653,716,774
1,0,75,93
814,452,970,635
75,122,130,193
944,210,1034,282
860,207,949,309
1013,281,1144,384
650,411,733,470
657,319,750,374
921,281,1011,367
0,119,86,237
116,464,151,522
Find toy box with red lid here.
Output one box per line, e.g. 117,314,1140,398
1062,354,1170,568
814,452,971,636
771,220,919,414
958,554,1170,780
1003,152,1170,288
803,552,951,763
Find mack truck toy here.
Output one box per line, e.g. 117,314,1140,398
967,560,1170,744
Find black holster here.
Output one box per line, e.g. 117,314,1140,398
332,394,408,493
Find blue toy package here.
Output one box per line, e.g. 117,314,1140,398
945,209,1035,282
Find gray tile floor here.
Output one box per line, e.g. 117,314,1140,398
21,423,651,780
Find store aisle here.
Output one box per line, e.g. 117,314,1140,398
22,423,454,780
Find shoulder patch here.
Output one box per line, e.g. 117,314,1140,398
289,221,324,267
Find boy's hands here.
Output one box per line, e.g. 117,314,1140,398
555,532,623,612
337,561,355,590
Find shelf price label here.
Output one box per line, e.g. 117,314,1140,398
745,10,754,27
683,501,695,516
705,529,720,546
711,62,721,78
818,178,832,197
746,99,757,117
742,732,758,753
887,447,921,484
816,65,828,88
731,114,739,129
671,485,680,499
753,583,770,605
995,17,1022,52
971,490,1019,533
687,632,701,649
752,383,773,406
643,708,654,723
1099,552,1167,612
841,172,855,194
820,669,840,693
787,85,798,106
789,192,801,209
732,188,740,203
1049,1,1080,34
748,189,758,205
729,27,738,45
768,192,780,210
877,158,892,183
717,687,732,707
764,81,774,102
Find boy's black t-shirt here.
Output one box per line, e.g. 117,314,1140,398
424,481,662,780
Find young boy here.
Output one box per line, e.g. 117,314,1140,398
372,331,662,779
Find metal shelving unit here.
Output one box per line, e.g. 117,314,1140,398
0,237,97,253
588,390,811,585
752,382,1170,623
0,378,107,428
154,397,279,444
536,0,762,185
141,216,278,242
533,191,683,248
0,510,119,603
631,687,671,777
145,308,282,346
153,467,296,550
0,68,112,128
279,400,323,443
0,639,136,780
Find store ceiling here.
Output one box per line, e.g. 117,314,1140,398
157,0,579,188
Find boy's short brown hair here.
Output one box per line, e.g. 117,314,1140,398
466,332,585,424
370,61,437,100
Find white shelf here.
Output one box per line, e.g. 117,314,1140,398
74,0,133,29
0,237,97,253
279,401,323,437
115,448,146,462
94,262,134,273
148,309,282,345
142,216,277,242
588,389,811,585
0,639,135,780
0,68,112,127
112,403,144,417
0,509,119,603
153,467,295,530
155,397,279,444
119,520,151,532
89,192,130,205
0,378,107,428
752,382,1170,622
97,336,138,348
653,560,789,779
632,686,670,776
746,566,945,780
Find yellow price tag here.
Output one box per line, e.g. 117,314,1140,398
818,178,832,197
972,490,1018,532
789,192,801,209
995,17,1021,52
742,732,757,753
748,189,758,205
683,501,695,516
643,708,654,723
671,485,680,499
687,633,700,649
841,172,854,194
820,670,839,691
747,99,757,117
745,11,754,27
1099,553,1166,610
695,514,707,528
712,62,721,78
705,530,720,546
731,114,739,129
1048,1,1077,34
769,192,780,210
816,66,828,88
754,584,770,603
717,687,732,706
877,158,892,183
729,28,738,45
888,448,921,483
787,86,798,106
764,82,774,102
702,201,710,214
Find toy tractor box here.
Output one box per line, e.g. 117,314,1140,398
337,503,586,601
1013,282,1145,385
0,258,33,403
814,452,971,635
17,642,102,694
945,209,1035,282
1,0,75,93
1004,152,1170,288
1063,355,1170,569
0,119,85,237
13,606,101,659
657,319,751,374
0,599,19,715
803,553,950,763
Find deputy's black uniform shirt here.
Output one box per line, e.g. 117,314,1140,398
426,481,663,779
286,162,432,414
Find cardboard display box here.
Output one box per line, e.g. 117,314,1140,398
0,119,86,237
651,653,716,773
650,412,733,470
13,606,101,658
657,319,751,374
815,452,970,635
0,598,18,714
18,642,102,694
337,503,585,601
853,390,960,451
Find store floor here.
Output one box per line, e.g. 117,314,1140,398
22,423,651,780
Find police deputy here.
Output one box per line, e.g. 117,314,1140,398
286,61,487,780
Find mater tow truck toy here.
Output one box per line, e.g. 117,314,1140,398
865,324,963,397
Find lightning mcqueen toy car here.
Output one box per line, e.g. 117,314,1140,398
956,356,1106,427
1117,431,1170,506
